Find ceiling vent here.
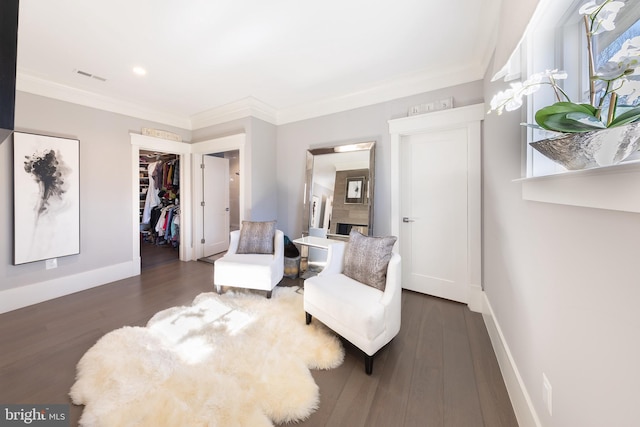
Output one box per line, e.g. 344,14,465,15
74,69,107,82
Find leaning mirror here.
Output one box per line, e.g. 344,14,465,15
303,141,375,239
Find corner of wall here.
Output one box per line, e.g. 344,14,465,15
482,292,542,427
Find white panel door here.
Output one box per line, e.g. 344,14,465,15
202,155,230,257
400,129,469,303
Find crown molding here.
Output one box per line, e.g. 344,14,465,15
190,97,278,129
275,64,485,125
16,71,191,129
17,64,485,130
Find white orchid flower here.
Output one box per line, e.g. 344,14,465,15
580,0,625,35
611,36,640,62
614,80,640,105
488,70,569,115
595,56,640,81
505,83,526,112
489,82,527,115
546,70,569,80
610,38,640,81
490,0,640,130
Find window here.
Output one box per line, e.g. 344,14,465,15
594,16,640,113
514,0,640,214
523,0,640,177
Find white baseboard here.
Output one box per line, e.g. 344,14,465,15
0,260,140,314
482,294,542,427
467,284,484,313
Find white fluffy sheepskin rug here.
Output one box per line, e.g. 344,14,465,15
70,287,344,427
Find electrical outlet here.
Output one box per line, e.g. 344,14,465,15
45,258,58,270
542,373,552,416
425,102,435,112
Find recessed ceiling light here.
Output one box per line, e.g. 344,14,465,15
133,66,147,76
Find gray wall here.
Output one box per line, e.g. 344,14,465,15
483,65,640,426
1,94,278,300
192,116,278,222
276,80,484,239
0,91,190,292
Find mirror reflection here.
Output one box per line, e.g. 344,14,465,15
303,141,375,239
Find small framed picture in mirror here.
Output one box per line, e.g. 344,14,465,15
345,176,365,204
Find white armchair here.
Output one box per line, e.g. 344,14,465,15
213,229,284,299
303,241,401,374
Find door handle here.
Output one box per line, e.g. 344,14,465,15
402,217,415,223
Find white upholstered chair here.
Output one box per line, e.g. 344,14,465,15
303,239,401,374
213,227,284,299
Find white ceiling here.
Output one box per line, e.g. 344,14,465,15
16,0,500,128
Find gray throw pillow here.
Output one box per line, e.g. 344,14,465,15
236,220,276,254
343,230,397,291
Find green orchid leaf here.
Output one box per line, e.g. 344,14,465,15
536,102,596,116
538,115,604,133
565,112,606,128
578,103,598,115
535,102,597,131
535,103,604,132
609,106,640,127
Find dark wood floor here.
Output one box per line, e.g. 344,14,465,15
0,253,518,427
140,236,179,270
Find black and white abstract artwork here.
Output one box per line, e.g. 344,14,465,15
13,132,80,265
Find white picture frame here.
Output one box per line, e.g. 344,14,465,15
13,132,80,265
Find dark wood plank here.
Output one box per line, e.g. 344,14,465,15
464,310,519,427
322,344,384,427
364,289,424,427
0,259,517,427
441,300,485,427
404,295,445,426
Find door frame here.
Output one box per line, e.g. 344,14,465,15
191,134,247,260
388,103,484,312
195,154,230,259
131,132,247,271
130,133,192,272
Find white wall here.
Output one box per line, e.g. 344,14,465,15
0,92,191,311
483,65,640,426
1,93,281,312
192,116,278,222
276,81,484,239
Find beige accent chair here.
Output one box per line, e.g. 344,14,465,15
214,229,284,298
303,241,402,374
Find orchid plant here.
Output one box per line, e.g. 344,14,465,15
489,0,640,133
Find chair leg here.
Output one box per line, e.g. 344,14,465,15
305,312,312,325
266,290,272,299
365,354,374,375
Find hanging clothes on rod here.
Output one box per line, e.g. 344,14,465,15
141,155,179,225
142,161,161,224
140,152,180,250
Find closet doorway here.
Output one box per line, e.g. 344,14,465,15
139,150,181,269
131,133,191,274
